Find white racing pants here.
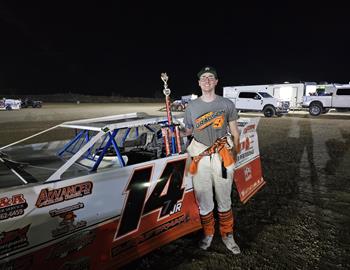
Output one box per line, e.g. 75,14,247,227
187,139,234,216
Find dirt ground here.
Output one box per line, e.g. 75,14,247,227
1,104,349,270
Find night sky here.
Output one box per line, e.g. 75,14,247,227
1,2,349,98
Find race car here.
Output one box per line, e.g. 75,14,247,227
0,112,264,269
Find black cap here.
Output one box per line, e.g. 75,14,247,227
197,66,218,79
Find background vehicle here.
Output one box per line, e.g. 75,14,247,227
0,98,21,110
223,87,290,117
170,94,197,111
224,83,317,109
21,98,43,108
302,84,350,116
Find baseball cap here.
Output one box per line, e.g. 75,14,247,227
197,66,218,79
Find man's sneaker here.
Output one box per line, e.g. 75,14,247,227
222,234,241,254
199,235,213,250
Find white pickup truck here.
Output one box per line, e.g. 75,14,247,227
223,88,290,117
302,84,350,116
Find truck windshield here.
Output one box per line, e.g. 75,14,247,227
258,92,273,98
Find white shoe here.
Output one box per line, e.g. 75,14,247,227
199,235,213,250
222,234,241,254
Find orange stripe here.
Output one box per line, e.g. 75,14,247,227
200,212,215,236
218,209,234,236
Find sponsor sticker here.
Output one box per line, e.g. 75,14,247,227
36,181,93,208
0,194,28,221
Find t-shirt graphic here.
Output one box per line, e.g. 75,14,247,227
195,110,225,131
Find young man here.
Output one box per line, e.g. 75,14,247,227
183,66,241,254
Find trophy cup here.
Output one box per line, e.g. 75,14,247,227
160,73,181,155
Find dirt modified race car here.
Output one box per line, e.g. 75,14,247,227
0,112,265,270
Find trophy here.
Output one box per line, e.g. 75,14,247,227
160,73,181,155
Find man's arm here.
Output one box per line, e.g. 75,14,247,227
229,120,240,151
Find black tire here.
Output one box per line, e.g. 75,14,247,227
5,105,12,111
263,105,276,117
309,103,322,116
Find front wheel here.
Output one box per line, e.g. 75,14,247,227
309,103,322,116
263,105,276,117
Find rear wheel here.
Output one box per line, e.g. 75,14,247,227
309,103,322,116
263,105,276,117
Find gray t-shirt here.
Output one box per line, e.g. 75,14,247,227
184,95,239,147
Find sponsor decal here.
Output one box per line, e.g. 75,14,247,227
0,225,30,255
51,211,87,238
112,214,189,257
244,165,252,182
49,202,84,217
59,256,90,270
240,177,265,199
47,230,95,259
115,159,186,239
237,149,254,162
0,194,28,221
243,124,256,134
36,181,93,208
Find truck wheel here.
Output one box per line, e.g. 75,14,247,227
309,103,322,116
263,105,276,117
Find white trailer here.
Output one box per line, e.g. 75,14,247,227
223,82,317,109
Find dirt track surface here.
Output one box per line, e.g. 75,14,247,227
1,104,349,269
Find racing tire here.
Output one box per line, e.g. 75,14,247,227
309,103,322,116
263,105,276,117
